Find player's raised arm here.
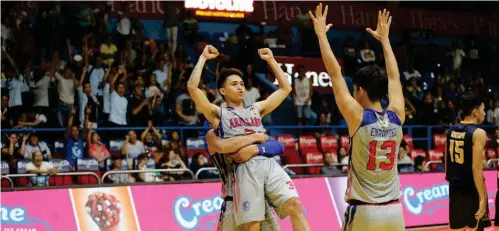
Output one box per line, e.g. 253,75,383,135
367,9,405,124
205,129,268,155
187,45,221,126
472,128,487,219
255,48,292,117
310,4,363,133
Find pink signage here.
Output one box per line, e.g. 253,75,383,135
131,177,338,231
1,189,77,231
327,171,497,228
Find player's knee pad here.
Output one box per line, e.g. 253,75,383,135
282,197,303,217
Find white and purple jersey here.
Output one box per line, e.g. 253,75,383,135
345,109,403,204
218,104,266,138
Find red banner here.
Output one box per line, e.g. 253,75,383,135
19,1,499,37
274,56,340,94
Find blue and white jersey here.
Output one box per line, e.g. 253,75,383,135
345,109,403,204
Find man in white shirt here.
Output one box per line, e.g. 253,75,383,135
25,150,57,186
449,42,466,78
152,59,170,90
23,133,52,160
53,67,76,127
293,65,313,125
29,70,51,115
403,63,422,81
1,72,24,120
88,57,105,98
108,68,128,127
116,10,132,46
121,130,146,159
243,78,260,106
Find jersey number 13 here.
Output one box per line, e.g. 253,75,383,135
367,140,396,171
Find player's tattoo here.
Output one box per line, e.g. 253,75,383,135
188,65,202,84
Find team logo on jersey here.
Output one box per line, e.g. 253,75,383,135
226,110,236,117
250,107,258,115
242,201,251,212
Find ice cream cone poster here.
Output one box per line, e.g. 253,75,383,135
71,186,140,231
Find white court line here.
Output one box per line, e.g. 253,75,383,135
325,177,343,228
68,189,82,231
128,186,142,231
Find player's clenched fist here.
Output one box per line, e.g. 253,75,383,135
258,48,274,61
202,45,219,60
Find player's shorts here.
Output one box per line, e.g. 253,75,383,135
218,198,281,231
449,185,491,230
341,200,405,231
233,156,299,226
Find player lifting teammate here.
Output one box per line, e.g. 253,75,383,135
445,93,491,231
187,46,310,231
311,4,405,231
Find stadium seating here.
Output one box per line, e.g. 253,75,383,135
427,149,444,170
298,136,322,174
76,158,102,185
340,135,350,153
403,135,414,151
276,134,304,174
433,134,447,151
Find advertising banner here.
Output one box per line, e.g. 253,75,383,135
1,189,77,231
327,171,498,227
2,172,498,230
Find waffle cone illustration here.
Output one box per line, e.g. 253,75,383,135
85,192,123,231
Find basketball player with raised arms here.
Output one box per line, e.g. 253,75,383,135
445,93,490,231
310,4,405,230
203,99,283,231
187,45,311,231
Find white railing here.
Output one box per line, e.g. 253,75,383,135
101,168,195,182
1,176,14,188
3,172,102,186
486,158,499,167
424,160,443,170
195,167,218,179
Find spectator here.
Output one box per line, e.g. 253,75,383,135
137,153,163,182
78,73,100,128
175,84,198,125
141,121,162,154
360,41,375,65
65,108,86,168
23,133,52,160
190,153,217,179
101,67,114,124
1,51,23,121
88,56,106,101
163,2,180,53
414,155,429,172
86,127,110,168
405,77,424,103
166,131,186,158
151,58,172,96
28,68,52,116
469,41,479,73
122,40,137,67
116,9,131,46
121,130,146,159
25,150,57,187
293,65,313,125
321,152,342,175
53,66,76,127
1,94,13,128
108,67,128,127
243,77,260,107
3,133,26,163
158,148,187,181
343,38,358,75
403,63,421,81
494,100,499,125
398,140,414,165
487,100,495,124
100,34,118,65
419,92,439,125
107,156,135,184
448,41,465,78
404,98,417,124
439,100,456,125
293,7,313,48
182,11,199,44
127,85,150,126
337,146,349,172
445,82,459,103
15,111,48,129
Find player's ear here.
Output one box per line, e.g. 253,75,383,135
219,88,226,96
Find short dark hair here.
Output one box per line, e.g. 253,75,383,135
137,153,148,161
352,66,388,101
459,92,483,117
217,68,244,89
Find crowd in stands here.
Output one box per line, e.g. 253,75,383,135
1,2,498,188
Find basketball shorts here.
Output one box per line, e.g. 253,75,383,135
233,156,299,226
449,186,491,230
218,199,281,231
341,201,405,231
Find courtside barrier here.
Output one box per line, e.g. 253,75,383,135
2,171,497,231
487,158,499,166
195,167,218,179
102,168,195,182
1,176,13,188
4,172,102,186
424,160,442,170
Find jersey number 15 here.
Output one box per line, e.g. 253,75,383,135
367,140,396,171
448,139,464,164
